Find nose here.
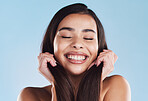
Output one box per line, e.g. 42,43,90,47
71,38,83,49
73,45,83,49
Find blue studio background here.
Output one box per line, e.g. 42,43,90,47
0,0,148,101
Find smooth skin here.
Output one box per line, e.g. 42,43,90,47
17,14,131,101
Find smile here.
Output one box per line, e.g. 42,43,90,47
66,55,87,60
64,51,89,64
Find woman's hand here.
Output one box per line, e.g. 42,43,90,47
88,49,118,81
38,52,58,101
37,52,57,84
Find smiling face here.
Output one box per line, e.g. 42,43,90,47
53,14,98,76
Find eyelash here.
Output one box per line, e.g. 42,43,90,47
61,36,94,40
61,36,72,38
83,38,94,40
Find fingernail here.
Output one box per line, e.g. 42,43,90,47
53,61,57,67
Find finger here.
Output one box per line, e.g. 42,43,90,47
40,56,57,67
97,53,106,60
38,53,53,59
99,51,108,56
96,53,106,66
39,53,57,63
114,54,118,63
103,49,109,52
48,59,57,67
103,49,112,52
44,52,54,56
101,50,116,62
38,53,42,61
99,52,107,57
45,57,57,67
103,50,117,64
95,56,104,66
40,53,53,58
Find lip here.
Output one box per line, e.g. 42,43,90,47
64,51,89,64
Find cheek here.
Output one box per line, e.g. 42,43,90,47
54,39,70,65
54,38,69,55
91,45,98,55
87,41,98,52
86,41,98,58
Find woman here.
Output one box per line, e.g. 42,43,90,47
18,3,131,101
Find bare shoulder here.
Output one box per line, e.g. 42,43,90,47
17,85,52,101
103,75,131,101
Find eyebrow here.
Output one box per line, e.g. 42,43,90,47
58,27,96,34
82,29,96,34
59,27,74,31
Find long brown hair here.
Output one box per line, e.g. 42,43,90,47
41,3,108,101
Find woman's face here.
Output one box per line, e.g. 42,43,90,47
53,14,98,75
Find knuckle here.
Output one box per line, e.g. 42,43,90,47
40,53,43,55
42,55,50,59
107,54,110,57
109,50,113,52
100,52,104,55
103,49,107,51
108,50,112,54
41,56,46,60
40,53,43,56
44,52,51,54
49,54,54,57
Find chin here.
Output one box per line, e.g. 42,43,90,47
66,68,87,76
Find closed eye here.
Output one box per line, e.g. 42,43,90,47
61,36,72,38
84,38,94,40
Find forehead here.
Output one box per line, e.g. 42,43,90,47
57,14,97,32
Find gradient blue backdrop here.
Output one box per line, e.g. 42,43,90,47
0,0,148,101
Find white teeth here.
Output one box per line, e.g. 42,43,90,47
67,55,86,60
